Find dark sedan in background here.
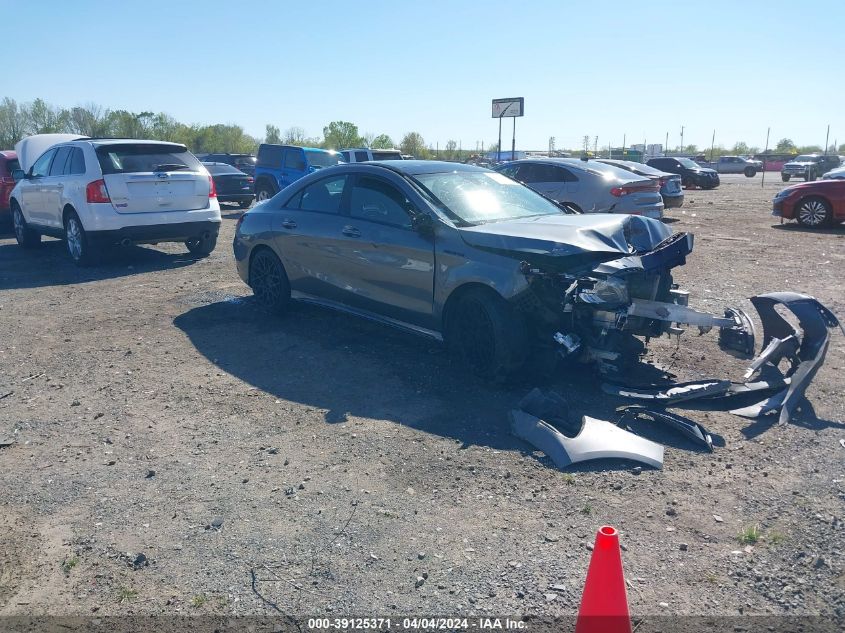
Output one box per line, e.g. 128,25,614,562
597,158,684,209
647,156,720,189
202,162,254,208
233,161,751,380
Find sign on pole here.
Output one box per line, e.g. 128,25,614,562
492,98,524,119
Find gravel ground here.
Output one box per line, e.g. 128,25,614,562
0,174,843,622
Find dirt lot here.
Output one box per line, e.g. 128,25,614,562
1,174,844,622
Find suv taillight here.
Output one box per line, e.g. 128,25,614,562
86,179,111,203
208,175,217,198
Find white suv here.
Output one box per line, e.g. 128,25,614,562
10,135,221,265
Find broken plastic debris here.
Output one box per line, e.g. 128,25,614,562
618,405,714,452
601,379,731,403
510,410,663,470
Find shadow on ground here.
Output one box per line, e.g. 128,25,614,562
0,239,203,290
174,298,738,467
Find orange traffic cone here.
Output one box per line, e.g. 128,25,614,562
574,526,632,633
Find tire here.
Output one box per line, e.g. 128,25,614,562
255,182,276,203
64,211,98,266
744,167,756,177
238,199,252,209
446,287,528,381
249,248,290,312
11,201,41,248
781,174,790,182
795,196,831,228
185,231,218,257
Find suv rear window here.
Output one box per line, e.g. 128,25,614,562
96,143,201,174
4,158,20,174
204,163,243,175
372,151,402,160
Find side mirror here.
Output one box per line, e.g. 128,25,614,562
411,212,434,235
11,169,25,182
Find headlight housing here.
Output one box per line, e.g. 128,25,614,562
580,277,629,306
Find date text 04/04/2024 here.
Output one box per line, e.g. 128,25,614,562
307,618,527,630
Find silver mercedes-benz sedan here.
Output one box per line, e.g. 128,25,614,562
233,161,752,380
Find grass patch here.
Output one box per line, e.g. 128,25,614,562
738,524,762,545
580,504,592,515
192,594,208,608
767,530,784,546
561,474,575,485
116,587,138,604
61,556,79,575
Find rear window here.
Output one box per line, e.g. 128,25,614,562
372,151,402,161
306,151,342,168
96,143,201,174
204,163,243,175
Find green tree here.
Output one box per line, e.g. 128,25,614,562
29,98,68,134
796,144,822,154
400,131,426,158
732,141,749,155
839,143,845,153
775,138,796,153
265,124,281,144
323,120,361,149
444,139,458,160
282,126,305,145
68,103,111,137
0,97,30,147
371,134,394,149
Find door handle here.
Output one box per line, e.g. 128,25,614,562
342,226,361,238
281,219,297,229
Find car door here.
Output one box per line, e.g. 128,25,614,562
42,145,73,228
20,147,58,226
280,148,306,188
333,174,436,327
271,174,352,302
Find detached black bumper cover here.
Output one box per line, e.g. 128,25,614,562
88,221,221,246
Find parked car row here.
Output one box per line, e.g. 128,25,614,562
780,154,841,182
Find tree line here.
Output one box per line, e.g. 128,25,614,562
0,97,485,161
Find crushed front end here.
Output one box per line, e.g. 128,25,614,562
514,228,755,376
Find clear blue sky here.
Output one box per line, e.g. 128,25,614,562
5,0,843,152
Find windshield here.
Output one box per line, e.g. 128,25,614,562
306,151,342,168
792,155,817,162
414,171,566,225
677,158,700,169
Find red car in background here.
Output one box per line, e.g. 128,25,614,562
1,150,19,220
772,179,845,228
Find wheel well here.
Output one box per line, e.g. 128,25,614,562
61,204,78,226
441,282,503,334
255,176,277,192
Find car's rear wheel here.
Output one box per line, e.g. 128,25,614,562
781,174,790,182
255,183,276,202
64,211,98,266
744,167,756,177
795,196,831,228
249,248,290,312
447,288,528,382
238,200,252,209
185,231,218,257
11,202,41,248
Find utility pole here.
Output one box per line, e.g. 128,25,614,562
710,130,716,163
665,132,669,156
824,124,830,155
761,127,770,189
680,125,685,154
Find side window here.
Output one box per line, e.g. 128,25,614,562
556,167,578,182
514,164,538,182
49,146,73,176
259,145,283,167
497,165,519,178
68,148,86,175
517,164,563,183
349,177,413,228
31,148,57,178
295,176,348,214
339,151,350,162
354,151,369,162
283,150,306,171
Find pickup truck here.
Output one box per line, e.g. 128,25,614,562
697,156,762,176
781,154,841,182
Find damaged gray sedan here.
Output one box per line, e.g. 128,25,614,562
233,161,753,379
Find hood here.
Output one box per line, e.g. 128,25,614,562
784,160,814,166
458,213,672,268
15,134,84,172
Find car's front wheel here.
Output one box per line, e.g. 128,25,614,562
185,231,218,257
447,288,528,382
11,202,41,248
795,196,831,228
781,174,790,182
744,167,756,177
64,211,98,266
249,248,290,312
